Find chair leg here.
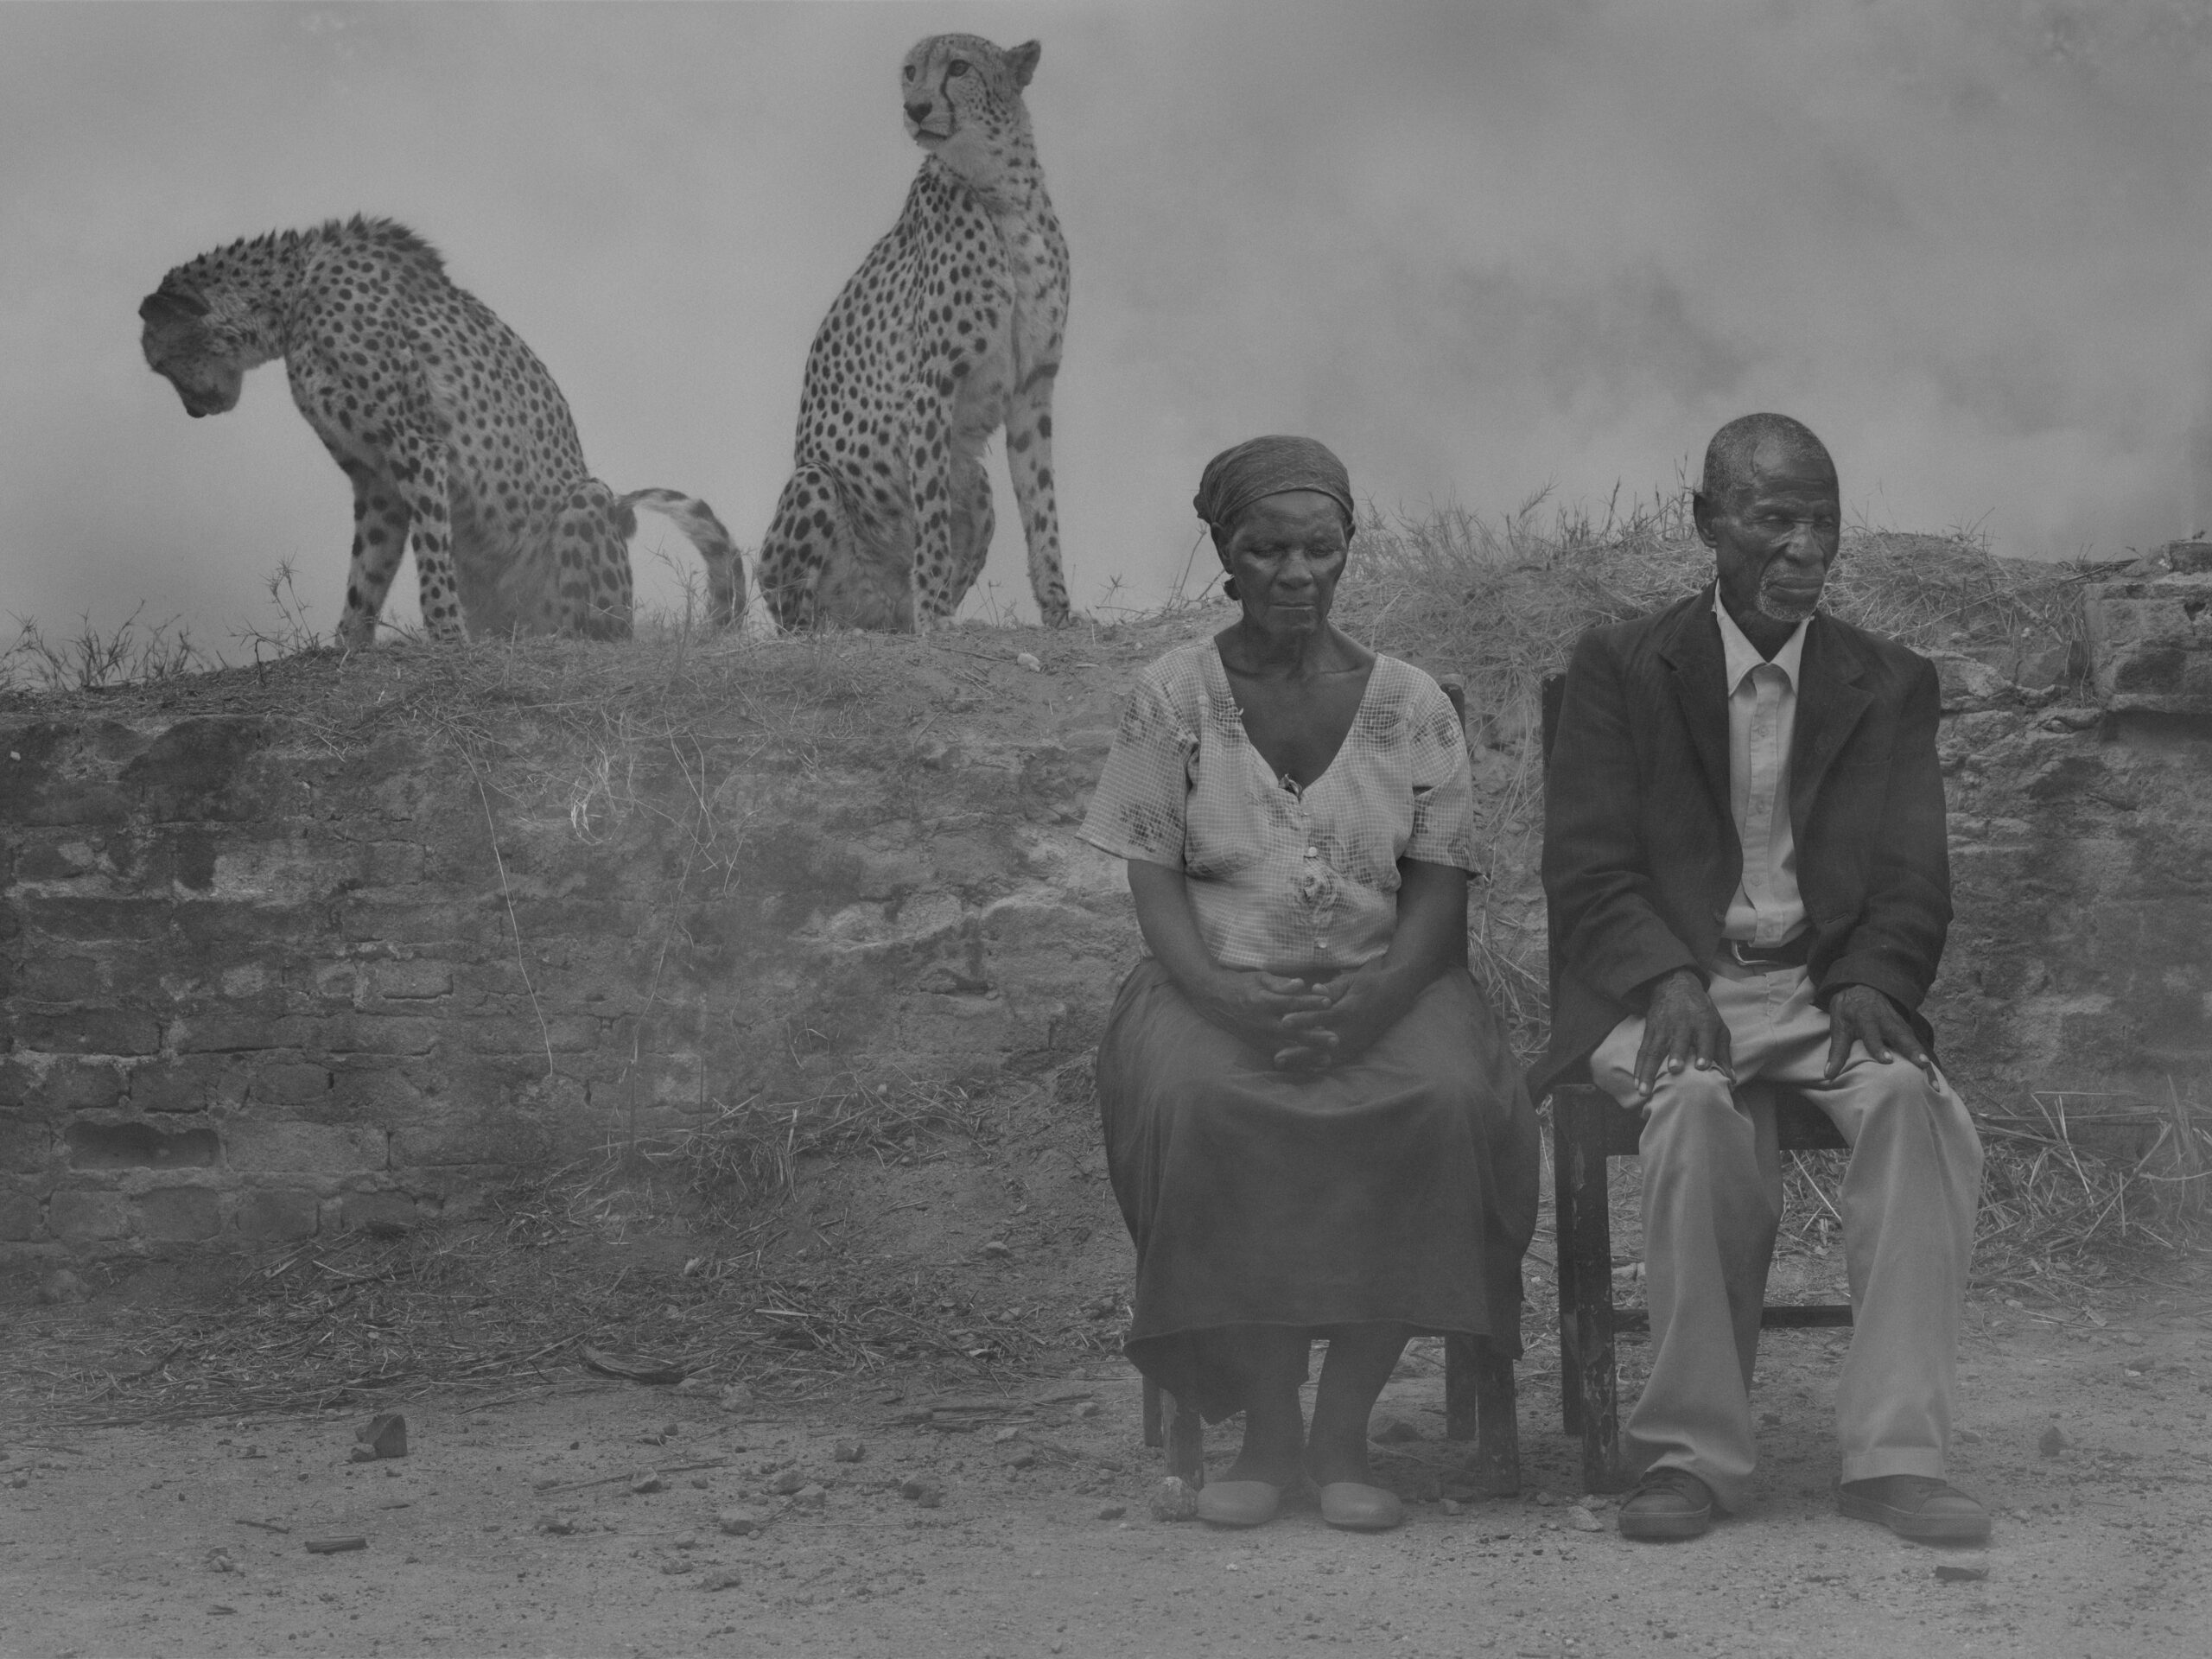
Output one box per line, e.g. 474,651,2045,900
1556,1089,1628,1492
1166,1389,1205,1489
1446,1333,1520,1496
1142,1376,1163,1449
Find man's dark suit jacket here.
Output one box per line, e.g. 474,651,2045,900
1533,584,1950,1100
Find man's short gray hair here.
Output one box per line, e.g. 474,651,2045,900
1699,413,1834,505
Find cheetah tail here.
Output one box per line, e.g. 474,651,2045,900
618,487,747,630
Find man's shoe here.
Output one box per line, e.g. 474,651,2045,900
1836,1476,1991,1545
1194,1479,1281,1528
1617,1468,1714,1541
1317,1482,1404,1532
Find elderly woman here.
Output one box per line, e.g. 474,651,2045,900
1080,436,1539,1532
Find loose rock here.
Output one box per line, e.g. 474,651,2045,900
1567,1506,1604,1533
769,1469,806,1496
631,1475,668,1496
697,1568,744,1592
355,1413,408,1459
790,1484,829,1511
2038,1425,2069,1457
832,1439,867,1463
1936,1560,1990,1583
1096,1503,1127,1521
717,1384,755,1414
715,1507,763,1537
1370,1416,1423,1445
537,1514,579,1536
899,1477,944,1508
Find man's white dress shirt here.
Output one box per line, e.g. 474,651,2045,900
1713,588,1810,947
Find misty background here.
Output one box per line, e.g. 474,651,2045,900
3,0,2209,651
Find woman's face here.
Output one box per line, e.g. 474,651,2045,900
1217,490,1351,639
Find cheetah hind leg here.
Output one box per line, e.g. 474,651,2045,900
618,487,746,631
547,482,635,641
760,465,876,632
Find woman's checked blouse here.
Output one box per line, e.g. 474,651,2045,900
1080,640,1478,974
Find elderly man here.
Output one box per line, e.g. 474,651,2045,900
1538,413,1986,1544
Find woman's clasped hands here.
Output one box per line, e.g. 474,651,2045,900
1194,963,1401,1071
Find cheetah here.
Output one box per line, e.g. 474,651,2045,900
140,216,743,648
758,34,1071,632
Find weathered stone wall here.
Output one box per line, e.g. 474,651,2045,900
5,544,2211,1264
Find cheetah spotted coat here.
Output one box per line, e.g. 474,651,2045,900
140,216,742,647
759,35,1071,632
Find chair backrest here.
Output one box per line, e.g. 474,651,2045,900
1535,671,1580,1084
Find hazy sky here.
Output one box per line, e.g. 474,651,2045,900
4,0,2210,649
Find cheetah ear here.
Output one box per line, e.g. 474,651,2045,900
139,286,208,324
1005,39,1040,89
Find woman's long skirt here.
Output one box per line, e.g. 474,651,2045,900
1096,959,1541,1422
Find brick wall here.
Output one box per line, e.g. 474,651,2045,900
5,548,2211,1263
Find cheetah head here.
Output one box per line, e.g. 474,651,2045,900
900,35,1039,180
138,285,247,417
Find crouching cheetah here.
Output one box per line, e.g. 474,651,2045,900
141,216,742,647
759,34,1071,632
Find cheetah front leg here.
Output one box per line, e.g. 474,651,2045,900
331,456,413,652
904,387,961,632
1003,362,1071,625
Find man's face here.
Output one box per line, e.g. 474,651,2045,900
1696,443,1841,626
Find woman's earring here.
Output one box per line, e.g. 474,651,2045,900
1223,577,1240,601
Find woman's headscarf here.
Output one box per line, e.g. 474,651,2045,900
1193,435,1354,533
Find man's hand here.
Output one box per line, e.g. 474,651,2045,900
1633,967,1732,1099
1824,983,1938,1085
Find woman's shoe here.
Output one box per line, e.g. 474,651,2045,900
1318,1481,1404,1532
1194,1480,1282,1528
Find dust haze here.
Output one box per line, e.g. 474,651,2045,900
3,0,2209,649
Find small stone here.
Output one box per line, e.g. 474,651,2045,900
1955,1428,1982,1446
1440,1498,1465,1516
1075,1402,1101,1420
1096,1503,1126,1521
1567,1506,1604,1533
205,1548,235,1573
832,1440,866,1463
690,1476,709,1489
717,1384,754,1414
1009,1452,1037,1471
715,1507,763,1537
992,1427,1020,1444
1016,652,1043,672
537,1514,578,1536
660,1559,696,1575
347,1445,379,1464
899,1477,944,1508
35,1269,86,1306
355,1413,408,1459
662,1421,680,1439
1370,1416,1422,1445
982,1241,1012,1258
697,1567,743,1592
769,1469,805,1496
2038,1425,2069,1457
790,1484,828,1511
1149,1477,1198,1522
631,1475,668,1495
1935,1560,1989,1583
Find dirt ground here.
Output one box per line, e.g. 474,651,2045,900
4,1144,2208,1659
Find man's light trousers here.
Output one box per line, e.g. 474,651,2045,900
1589,963,1982,1511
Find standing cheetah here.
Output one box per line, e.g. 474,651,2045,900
140,216,742,648
759,34,1071,632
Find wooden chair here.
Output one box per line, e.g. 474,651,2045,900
1539,673,1852,1494
1137,675,1521,1497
